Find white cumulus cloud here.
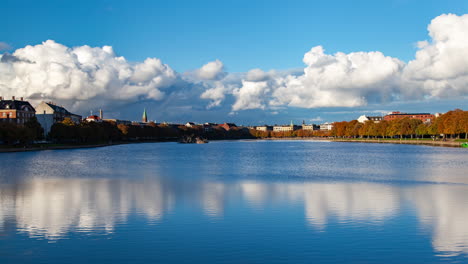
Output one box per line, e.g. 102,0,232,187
2,13,468,119
232,80,271,111
270,46,404,108
403,13,468,98
195,59,226,80
0,40,176,107
200,81,228,108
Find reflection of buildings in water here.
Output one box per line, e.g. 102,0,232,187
1,178,172,239
407,185,468,255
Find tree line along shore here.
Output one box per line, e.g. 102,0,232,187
1,109,467,151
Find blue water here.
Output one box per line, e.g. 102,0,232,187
1,140,468,263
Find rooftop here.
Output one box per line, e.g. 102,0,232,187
0,99,35,111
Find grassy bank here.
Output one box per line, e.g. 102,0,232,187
332,138,465,148
2,137,466,153
0,139,178,153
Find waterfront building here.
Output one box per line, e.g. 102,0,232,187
320,122,333,131
103,119,132,125
220,123,237,131
357,115,383,123
302,122,320,130
0,96,36,125
35,102,82,135
203,123,217,132
256,125,273,131
273,121,300,132
384,111,434,123
85,115,102,122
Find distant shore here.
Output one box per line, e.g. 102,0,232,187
0,142,131,153
1,137,466,153
331,138,465,148
250,137,465,148
0,139,177,153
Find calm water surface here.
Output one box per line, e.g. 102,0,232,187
1,140,468,263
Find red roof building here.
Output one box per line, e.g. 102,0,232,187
85,115,102,122
0,96,36,125
384,111,435,123
220,123,237,131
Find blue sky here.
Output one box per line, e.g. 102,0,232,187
3,0,467,72
1,0,468,124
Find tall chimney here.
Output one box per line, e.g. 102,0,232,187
99,109,103,120
12,96,15,100
20,97,23,101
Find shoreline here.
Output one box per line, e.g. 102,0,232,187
0,142,131,153
1,137,465,153
331,138,464,148
0,140,177,153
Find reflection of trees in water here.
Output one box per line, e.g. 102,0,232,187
1,178,468,256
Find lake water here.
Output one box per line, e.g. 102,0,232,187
1,140,468,263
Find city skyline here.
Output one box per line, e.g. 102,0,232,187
1,1,468,124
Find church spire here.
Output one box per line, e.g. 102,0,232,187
142,108,148,123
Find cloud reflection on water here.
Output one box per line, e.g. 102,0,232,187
1,176,468,256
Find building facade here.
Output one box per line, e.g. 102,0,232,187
357,115,383,123
103,119,132,125
220,123,237,131
0,97,36,125
35,102,82,135
302,124,320,130
85,115,102,122
273,124,301,132
384,112,434,123
319,122,333,131
203,123,217,132
256,125,273,131
35,102,81,123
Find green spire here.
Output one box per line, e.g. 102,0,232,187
290,120,294,127
142,108,148,123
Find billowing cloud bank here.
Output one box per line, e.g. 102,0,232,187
0,40,176,103
1,13,468,115
201,13,468,110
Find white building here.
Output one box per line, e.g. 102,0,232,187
320,122,333,131
357,115,383,123
256,125,272,131
35,102,81,135
273,121,300,132
302,124,319,130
